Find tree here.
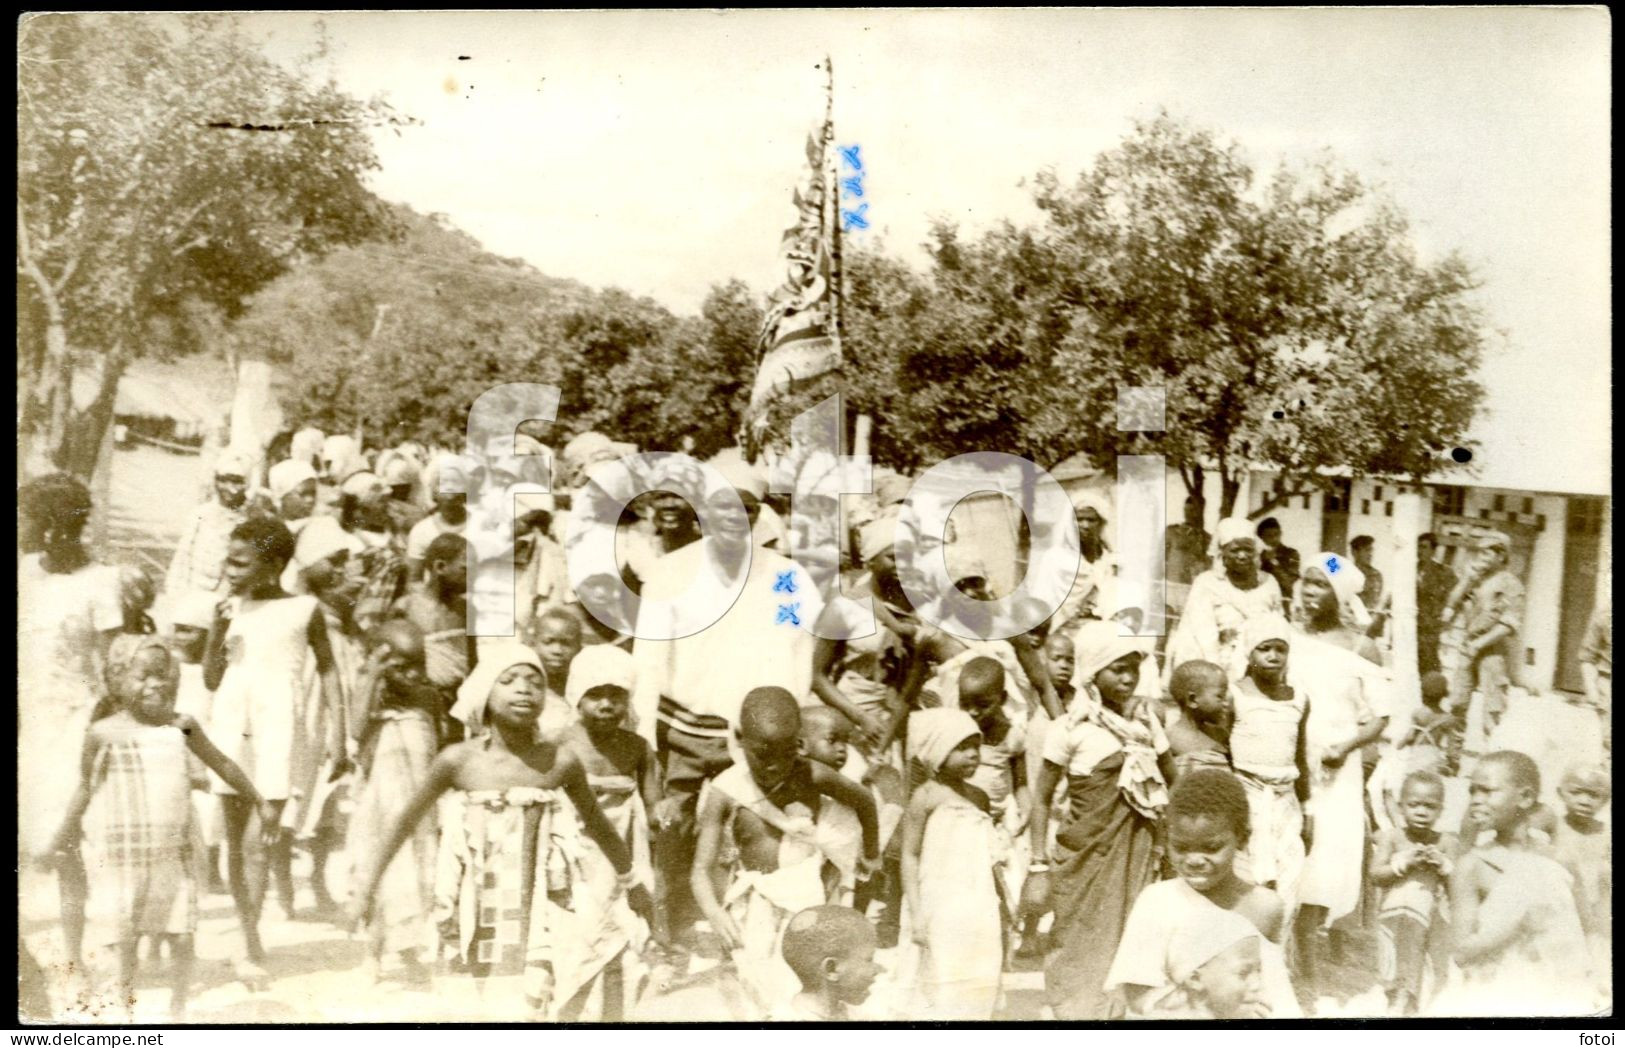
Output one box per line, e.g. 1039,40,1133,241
17,13,399,480
1028,113,1486,515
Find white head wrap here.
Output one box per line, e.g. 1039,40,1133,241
321,435,363,482
1231,611,1293,681
1305,551,1369,626
1168,907,1261,987
170,589,219,630
450,641,545,733
1069,487,1112,526
564,644,635,708
291,427,325,467
1073,618,1154,688
279,514,365,594
213,447,253,479
267,459,318,502
906,708,981,772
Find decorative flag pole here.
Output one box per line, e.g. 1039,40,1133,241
744,56,844,461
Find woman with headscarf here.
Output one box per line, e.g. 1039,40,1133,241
900,707,1005,1020
19,473,124,974
165,447,253,597
1023,620,1175,1019
265,459,319,537
282,516,369,916
1166,517,1284,678
1288,552,1392,991
1052,487,1116,633
340,470,411,634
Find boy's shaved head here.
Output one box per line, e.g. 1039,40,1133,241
374,618,426,663
537,605,583,637
782,905,876,986
1561,762,1611,794
799,704,845,735
1170,660,1225,700
740,686,801,741
958,656,1005,702
1481,750,1542,795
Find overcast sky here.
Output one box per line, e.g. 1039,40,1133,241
237,9,1609,494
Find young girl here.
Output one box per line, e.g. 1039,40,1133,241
352,641,652,1020
44,636,277,1019
349,621,441,986
1106,767,1299,1018
901,708,1005,1021
204,518,345,987
1226,615,1311,907
558,644,662,1019
1125,909,1268,1019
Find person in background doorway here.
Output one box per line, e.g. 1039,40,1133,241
1257,518,1300,601
1350,536,1383,622
1415,534,1458,676
1577,599,1611,753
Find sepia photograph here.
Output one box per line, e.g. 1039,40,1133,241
14,8,1611,1027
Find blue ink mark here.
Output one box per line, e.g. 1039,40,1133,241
773,571,798,595
1325,555,1342,574
839,145,863,172
776,603,802,627
841,203,870,232
841,175,864,199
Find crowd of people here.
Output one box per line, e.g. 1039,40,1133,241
15,426,1613,1022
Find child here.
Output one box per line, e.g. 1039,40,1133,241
204,518,345,988
43,636,277,1020
690,688,880,1015
529,606,586,742
393,532,471,738
349,621,441,986
1131,910,1268,1019
802,705,905,947
1166,659,1232,778
1226,615,1310,904
1439,751,1589,1016
901,707,1005,1020
771,904,883,1021
1550,763,1611,1008
1409,671,1459,775
1105,767,1298,1018
1370,769,1459,1015
558,644,663,1019
1043,631,1076,710
352,640,652,1020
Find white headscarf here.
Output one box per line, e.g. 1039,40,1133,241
1231,611,1293,682
267,459,317,502
906,708,980,773
1304,551,1370,627
279,515,365,594
564,644,635,708
213,447,254,479
709,449,768,501
450,641,544,734
1073,618,1154,689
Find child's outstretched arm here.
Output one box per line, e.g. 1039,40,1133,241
1011,635,1062,720
352,749,459,928
1448,853,1486,962
179,714,278,845
812,636,885,749
1022,758,1065,918
41,726,104,861
689,788,744,950
809,762,880,870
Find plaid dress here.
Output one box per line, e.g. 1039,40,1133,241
85,720,201,938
